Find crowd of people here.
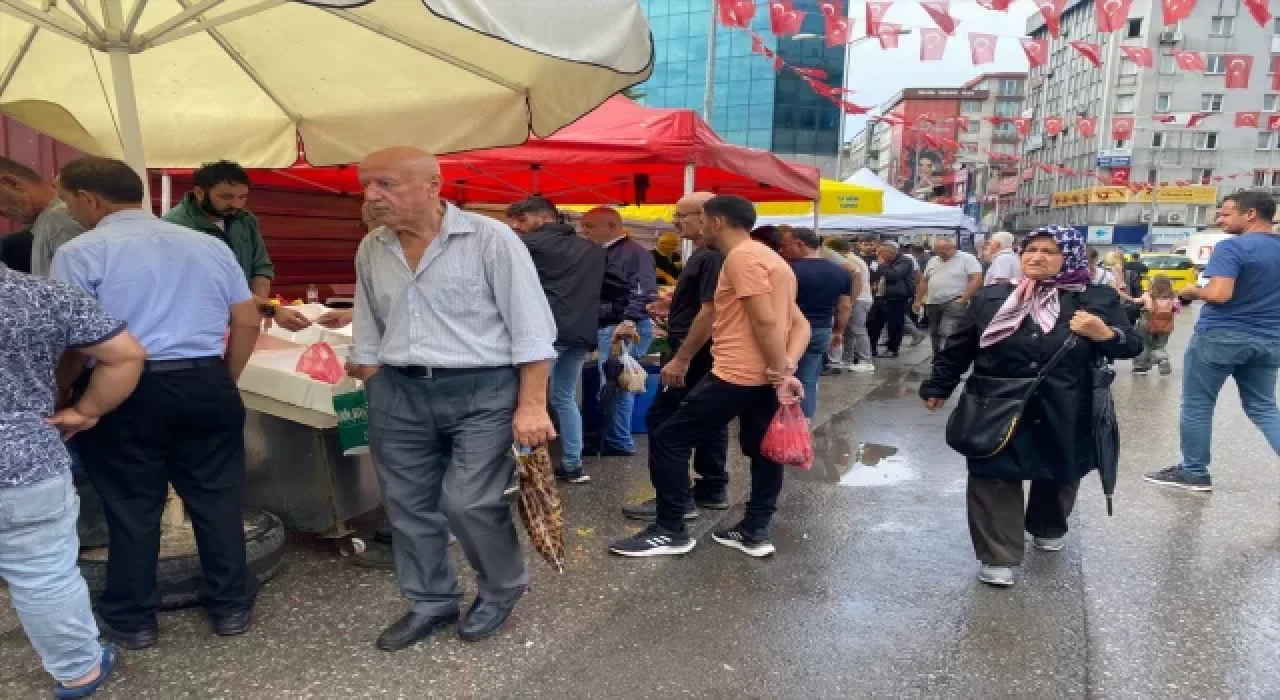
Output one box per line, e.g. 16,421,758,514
2,144,1279,696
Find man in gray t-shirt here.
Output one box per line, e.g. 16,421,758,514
0,158,85,276
914,239,982,356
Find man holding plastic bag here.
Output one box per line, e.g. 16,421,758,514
609,195,809,560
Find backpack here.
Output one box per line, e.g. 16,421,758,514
1146,298,1176,335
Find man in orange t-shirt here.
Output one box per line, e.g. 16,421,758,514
609,195,810,559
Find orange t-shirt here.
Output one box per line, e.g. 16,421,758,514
711,240,798,387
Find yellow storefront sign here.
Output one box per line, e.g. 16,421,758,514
1051,185,1218,208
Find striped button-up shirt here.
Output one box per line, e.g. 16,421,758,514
352,204,558,369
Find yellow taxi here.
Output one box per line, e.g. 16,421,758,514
1138,253,1198,292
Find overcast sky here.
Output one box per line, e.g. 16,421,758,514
841,0,1040,138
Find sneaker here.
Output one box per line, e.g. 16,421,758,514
711,525,776,558
621,498,697,521
694,493,731,510
555,468,591,484
880,350,899,359
1032,536,1065,552
1143,465,1213,492
1131,367,1150,375
608,524,696,557
846,362,876,373
821,366,845,376
1158,362,1172,376
978,565,1014,588
53,643,117,699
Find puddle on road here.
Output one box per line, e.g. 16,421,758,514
793,441,918,487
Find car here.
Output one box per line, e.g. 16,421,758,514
1138,253,1197,292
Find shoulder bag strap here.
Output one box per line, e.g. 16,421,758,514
1022,334,1079,399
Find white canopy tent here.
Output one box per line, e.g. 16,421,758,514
756,167,977,233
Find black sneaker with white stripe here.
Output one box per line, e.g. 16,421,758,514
711,525,776,558
608,524,696,558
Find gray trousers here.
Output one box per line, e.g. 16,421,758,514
842,299,873,364
966,475,1080,567
925,299,968,357
367,366,527,614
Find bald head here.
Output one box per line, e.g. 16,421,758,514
359,147,443,233
673,191,715,240
580,207,623,245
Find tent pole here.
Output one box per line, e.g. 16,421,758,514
160,172,172,212
106,47,150,208
680,163,694,260
812,199,819,234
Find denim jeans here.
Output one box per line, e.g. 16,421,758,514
797,326,834,420
550,344,588,469
596,318,654,452
1179,328,1280,476
0,471,102,683
842,300,873,364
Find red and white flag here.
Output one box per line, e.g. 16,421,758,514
1076,116,1097,138
1119,46,1152,68
1020,38,1049,67
866,1,894,35
819,0,846,18
1152,112,1208,127
955,119,970,133
1241,0,1271,27
1036,0,1065,37
1269,115,1280,131
769,0,806,37
1235,111,1261,128
1112,116,1135,139
1044,116,1064,136
791,66,828,80
1013,117,1031,136
825,15,853,46
1223,54,1253,89
1070,41,1103,67
977,0,1013,9
920,27,948,61
1172,50,1205,72
920,0,959,34
968,33,997,65
877,22,903,48
1161,0,1196,26
1096,0,1134,32
716,0,756,28
840,100,871,115
1274,70,1280,91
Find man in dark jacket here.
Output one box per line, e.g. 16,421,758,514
866,242,916,358
507,197,605,483
581,207,657,457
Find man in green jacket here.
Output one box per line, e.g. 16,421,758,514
165,160,309,331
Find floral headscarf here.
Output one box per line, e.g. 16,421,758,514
980,225,1088,348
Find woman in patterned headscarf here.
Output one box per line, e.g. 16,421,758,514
919,225,1142,588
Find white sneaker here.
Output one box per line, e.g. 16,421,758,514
847,362,876,373
978,565,1014,587
1032,536,1064,552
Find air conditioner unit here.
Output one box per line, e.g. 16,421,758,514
1166,212,1185,224
1139,212,1155,223
1159,30,1182,44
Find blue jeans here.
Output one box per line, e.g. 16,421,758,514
550,345,588,469
0,471,102,683
796,326,833,420
597,318,654,452
1179,328,1280,476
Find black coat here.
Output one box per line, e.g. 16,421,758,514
919,284,1143,483
876,253,916,300
521,223,606,349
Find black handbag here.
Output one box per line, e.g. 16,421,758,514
945,335,1078,459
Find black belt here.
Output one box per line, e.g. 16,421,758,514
145,357,224,373
387,365,509,379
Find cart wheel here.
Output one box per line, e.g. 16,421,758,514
79,509,288,611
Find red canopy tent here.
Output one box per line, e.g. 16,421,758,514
165,97,819,205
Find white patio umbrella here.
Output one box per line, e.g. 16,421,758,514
0,0,654,174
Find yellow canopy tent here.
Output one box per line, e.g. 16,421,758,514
562,178,883,225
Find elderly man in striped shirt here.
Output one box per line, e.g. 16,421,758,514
351,148,559,650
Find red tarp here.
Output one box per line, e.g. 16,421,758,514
167,97,819,205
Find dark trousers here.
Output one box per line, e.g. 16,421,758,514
649,375,784,535
966,475,1081,566
78,362,254,632
646,342,729,500
867,297,909,353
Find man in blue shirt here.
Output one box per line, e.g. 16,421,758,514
779,227,852,419
51,157,263,650
1145,191,1280,491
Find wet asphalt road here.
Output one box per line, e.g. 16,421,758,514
1,312,1278,699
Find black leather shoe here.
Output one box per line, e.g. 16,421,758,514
211,609,254,637
458,597,521,642
96,617,158,650
375,610,460,652
694,493,730,510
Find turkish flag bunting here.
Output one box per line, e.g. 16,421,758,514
1077,116,1096,137
716,0,755,28
1235,111,1261,128
769,1,807,37
866,1,894,35
1269,115,1280,131
819,0,846,18
1161,0,1196,26
791,66,829,80
1097,0,1134,32
1274,70,1280,91
1070,41,1103,67
955,119,970,133
920,1,959,34
982,115,1005,125
877,22,903,48
1112,116,1135,139
968,33,997,65
825,16,853,46
1172,50,1204,71
920,27,948,61
1013,117,1031,136
1019,38,1049,67
1119,46,1152,67
840,100,871,115
1241,0,1271,27
750,33,772,56
1223,54,1253,89
1037,0,1065,37
1044,116,1064,136
1153,112,1207,127
977,0,1013,9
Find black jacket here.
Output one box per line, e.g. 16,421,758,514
599,237,657,328
521,223,606,349
876,253,916,300
920,284,1143,483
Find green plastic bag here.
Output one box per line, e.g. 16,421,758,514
332,382,369,456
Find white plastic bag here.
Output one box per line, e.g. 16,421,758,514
617,346,649,394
